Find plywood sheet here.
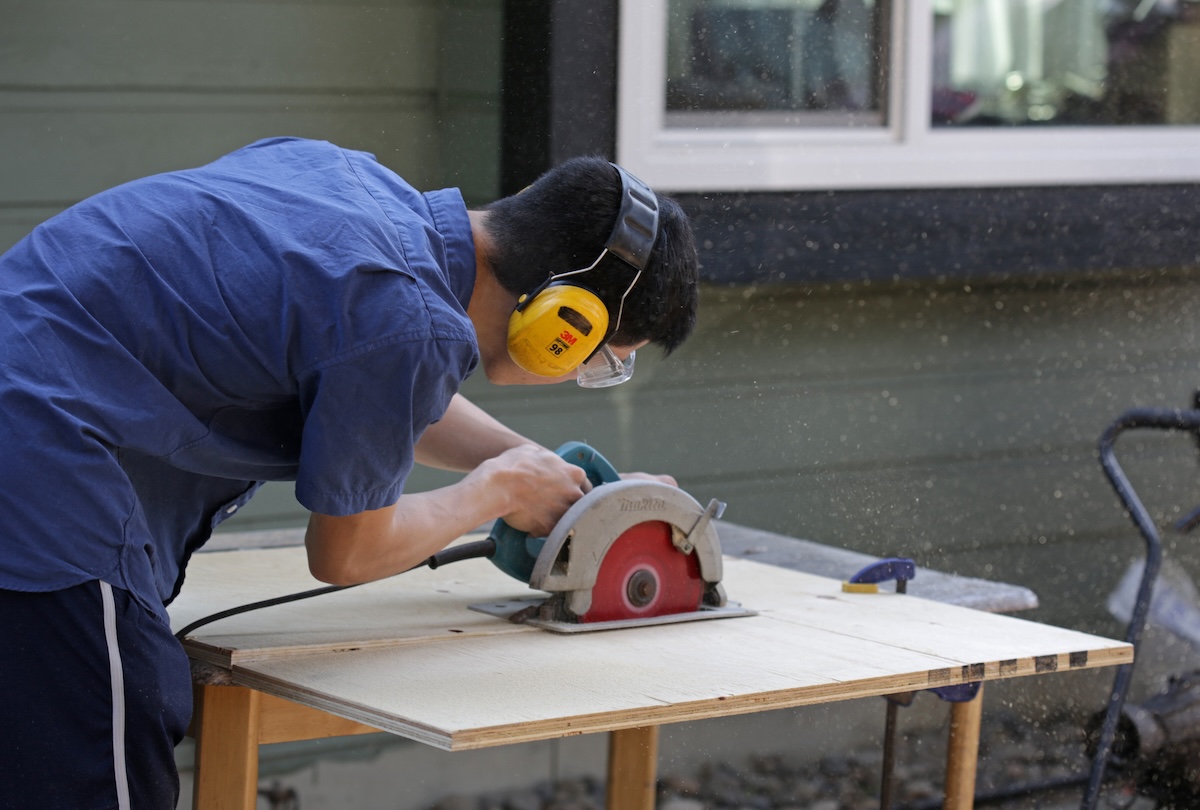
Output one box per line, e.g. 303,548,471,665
172,547,1131,751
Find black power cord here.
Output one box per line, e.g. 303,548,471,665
174,538,497,641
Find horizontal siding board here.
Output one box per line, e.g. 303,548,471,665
1,1,438,91
0,96,441,210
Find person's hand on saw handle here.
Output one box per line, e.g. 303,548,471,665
493,457,680,536
484,448,680,537
479,444,593,537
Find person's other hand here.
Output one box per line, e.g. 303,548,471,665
618,471,678,487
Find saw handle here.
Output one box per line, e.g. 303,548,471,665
488,441,622,583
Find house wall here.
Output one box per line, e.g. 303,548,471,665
0,0,502,255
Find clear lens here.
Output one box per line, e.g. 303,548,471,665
576,347,636,388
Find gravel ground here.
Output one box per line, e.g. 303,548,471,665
426,709,1162,810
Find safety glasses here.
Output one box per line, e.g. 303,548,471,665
576,346,636,388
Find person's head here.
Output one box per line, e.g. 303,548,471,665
474,157,698,385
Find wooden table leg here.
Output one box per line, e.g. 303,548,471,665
943,683,984,810
192,684,262,810
607,726,659,810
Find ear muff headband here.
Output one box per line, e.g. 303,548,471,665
507,165,660,378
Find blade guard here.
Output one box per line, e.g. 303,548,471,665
528,479,725,619
488,441,622,583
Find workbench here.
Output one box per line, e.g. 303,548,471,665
172,523,1130,810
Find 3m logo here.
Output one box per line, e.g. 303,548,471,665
559,330,578,346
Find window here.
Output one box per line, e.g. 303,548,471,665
618,0,1200,190
665,0,888,128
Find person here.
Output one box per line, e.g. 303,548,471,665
0,137,699,810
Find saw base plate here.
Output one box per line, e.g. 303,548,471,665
468,597,756,634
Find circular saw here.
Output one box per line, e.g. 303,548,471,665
470,442,753,632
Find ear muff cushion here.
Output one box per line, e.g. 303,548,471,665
507,285,609,377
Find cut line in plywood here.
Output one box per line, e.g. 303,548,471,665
170,546,1132,751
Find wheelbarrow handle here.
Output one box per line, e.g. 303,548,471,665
1083,406,1200,810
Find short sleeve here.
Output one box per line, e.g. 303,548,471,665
293,334,477,516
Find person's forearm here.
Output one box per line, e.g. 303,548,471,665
305,443,591,585
415,393,537,472
305,469,510,585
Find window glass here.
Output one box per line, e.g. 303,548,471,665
665,0,888,127
932,0,1200,126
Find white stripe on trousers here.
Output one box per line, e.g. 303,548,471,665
100,581,132,810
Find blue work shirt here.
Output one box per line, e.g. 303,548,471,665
0,138,479,617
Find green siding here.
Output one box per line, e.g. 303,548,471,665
0,0,501,251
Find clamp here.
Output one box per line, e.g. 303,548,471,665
842,558,917,594
842,557,981,810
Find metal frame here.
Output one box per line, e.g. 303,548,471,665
1084,405,1200,809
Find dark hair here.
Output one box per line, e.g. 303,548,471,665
481,157,699,355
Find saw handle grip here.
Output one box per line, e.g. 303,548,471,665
554,440,622,488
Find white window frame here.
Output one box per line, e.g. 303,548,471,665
617,0,1200,192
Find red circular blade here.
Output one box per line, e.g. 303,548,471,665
578,520,704,623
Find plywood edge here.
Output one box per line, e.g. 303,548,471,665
442,643,1134,750
231,668,456,750
184,640,236,671
229,640,1132,752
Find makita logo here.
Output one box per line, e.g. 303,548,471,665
619,497,666,512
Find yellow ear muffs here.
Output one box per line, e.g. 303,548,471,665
507,284,610,377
